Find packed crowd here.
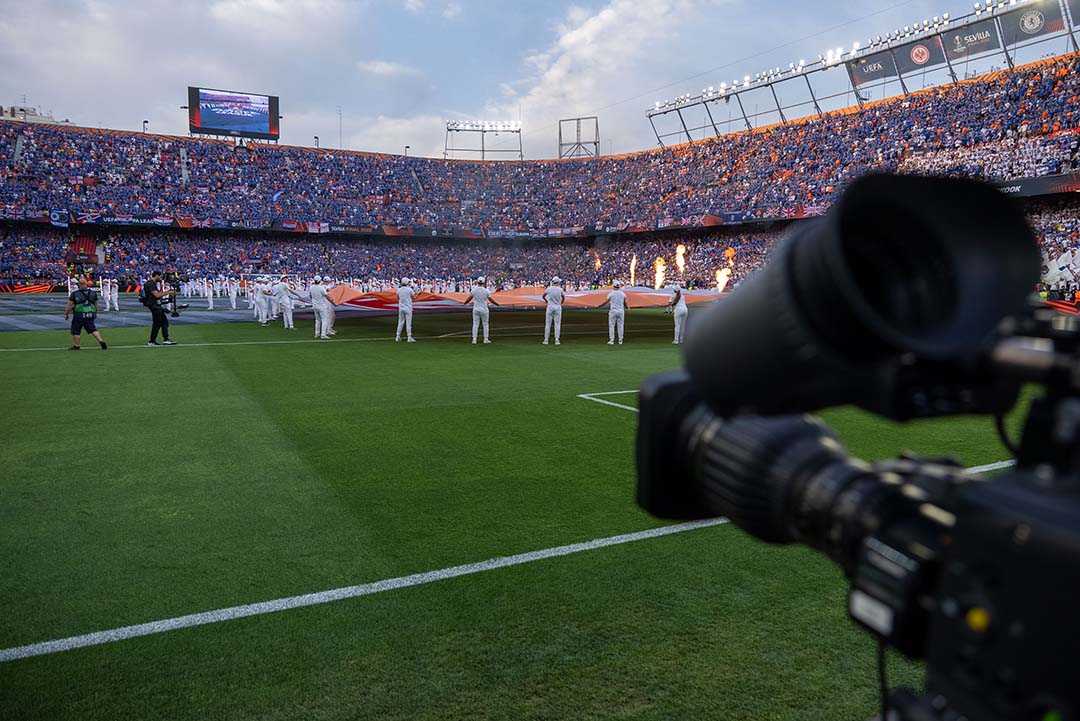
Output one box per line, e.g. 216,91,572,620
1,194,1077,288
0,224,783,289
0,56,1077,231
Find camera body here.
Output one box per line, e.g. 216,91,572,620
159,271,189,317
636,175,1079,721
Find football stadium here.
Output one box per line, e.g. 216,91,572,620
2,1,1080,719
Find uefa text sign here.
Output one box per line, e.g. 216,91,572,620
998,0,1066,45
894,36,947,75
847,51,899,86
943,18,1003,61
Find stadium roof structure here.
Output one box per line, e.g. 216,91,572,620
647,0,1080,146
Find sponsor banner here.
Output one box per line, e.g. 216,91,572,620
74,212,104,224
66,252,96,265
992,172,1080,197
943,18,1003,61
328,224,383,235
999,0,1066,45
49,210,69,228
894,36,947,75
847,51,899,86
0,284,59,294
1071,0,1080,26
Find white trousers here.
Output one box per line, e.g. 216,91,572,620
397,309,413,340
229,293,237,310
325,305,336,332
281,299,294,329
110,292,119,311
544,307,562,342
256,298,269,324
270,299,280,318
314,306,329,337
609,310,625,343
674,307,688,343
472,308,490,342
207,293,214,309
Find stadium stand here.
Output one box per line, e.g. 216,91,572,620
0,56,1077,234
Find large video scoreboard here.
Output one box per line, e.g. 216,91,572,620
187,87,280,140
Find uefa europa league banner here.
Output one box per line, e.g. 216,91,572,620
943,18,1003,61
998,0,1066,45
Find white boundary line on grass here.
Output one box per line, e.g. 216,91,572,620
0,518,730,663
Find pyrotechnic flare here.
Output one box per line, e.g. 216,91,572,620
594,250,602,271
716,267,732,293
654,257,667,290
675,245,686,274
630,254,638,287
725,247,736,268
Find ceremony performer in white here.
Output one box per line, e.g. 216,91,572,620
205,278,215,309
396,278,416,342
669,283,688,344
464,276,498,344
323,277,337,335
603,280,628,345
273,275,296,329
228,277,238,309
308,276,331,339
542,276,565,345
109,278,120,311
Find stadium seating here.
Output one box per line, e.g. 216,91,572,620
0,56,1077,234
0,196,1075,288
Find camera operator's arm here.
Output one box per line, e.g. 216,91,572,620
63,297,74,321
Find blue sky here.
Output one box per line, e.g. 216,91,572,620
0,0,1058,158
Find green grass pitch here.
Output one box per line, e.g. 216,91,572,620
0,308,1019,720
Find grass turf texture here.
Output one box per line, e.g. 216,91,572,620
0,309,1019,720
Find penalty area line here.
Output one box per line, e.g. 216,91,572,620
0,518,730,663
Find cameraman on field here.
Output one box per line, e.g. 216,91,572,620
142,270,177,346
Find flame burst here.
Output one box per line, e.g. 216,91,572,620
630,254,638,287
725,246,736,268
594,250,601,271
716,267,732,293
675,244,686,275
654,257,667,290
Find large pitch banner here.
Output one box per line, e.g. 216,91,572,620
998,0,1066,45
894,36,947,75
943,18,1003,61
847,51,899,86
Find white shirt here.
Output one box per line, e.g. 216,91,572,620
673,289,688,312
397,285,415,311
469,286,492,310
272,281,291,301
309,283,329,309
607,290,626,312
545,285,565,309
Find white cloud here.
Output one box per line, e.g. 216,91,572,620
402,0,425,14
442,2,462,19
347,114,448,158
490,0,720,153
357,60,423,78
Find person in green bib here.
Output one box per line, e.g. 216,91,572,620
63,277,107,351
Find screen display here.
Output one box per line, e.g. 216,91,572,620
188,87,280,140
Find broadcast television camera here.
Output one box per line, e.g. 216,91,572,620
160,271,189,317
636,175,1079,721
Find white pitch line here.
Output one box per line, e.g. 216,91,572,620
0,518,730,663
965,460,1017,474
577,393,640,413
580,390,638,397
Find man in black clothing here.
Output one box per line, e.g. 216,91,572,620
63,277,107,350
143,271,177,346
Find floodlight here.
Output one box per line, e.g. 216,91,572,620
743,75,750,83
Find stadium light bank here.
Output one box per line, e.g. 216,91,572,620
444,120,524,160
